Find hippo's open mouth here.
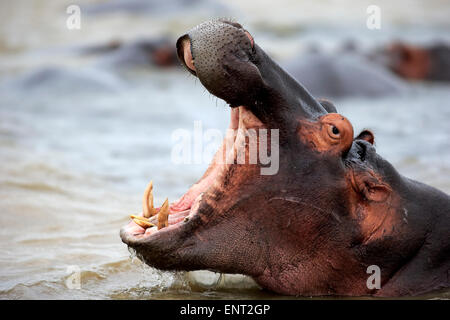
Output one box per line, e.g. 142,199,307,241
120,103,262,256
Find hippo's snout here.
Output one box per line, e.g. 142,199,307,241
176,20,262,108
177,24,254,75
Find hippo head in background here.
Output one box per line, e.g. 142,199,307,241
121,20,450,296
384,42,431,80
380,42,450,82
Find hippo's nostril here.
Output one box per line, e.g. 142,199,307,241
182,39,195,72
244,31,254,48
176,34,196,75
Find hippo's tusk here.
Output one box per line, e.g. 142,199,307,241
133,218,155,229
130,214,150,221
157,198,169,230
142,181,152,217
143,181,157,218
148,189,156,216
130,215,156,229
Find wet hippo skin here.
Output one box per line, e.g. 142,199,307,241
120,20,450,297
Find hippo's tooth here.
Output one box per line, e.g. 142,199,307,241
130,215,150,221
133,218,155,229
157,198,169,230
143,181,157,218
142,181,152,218
148,192,157,216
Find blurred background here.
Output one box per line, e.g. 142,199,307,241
0,0,449,299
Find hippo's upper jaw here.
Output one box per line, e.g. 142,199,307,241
121,20,450,297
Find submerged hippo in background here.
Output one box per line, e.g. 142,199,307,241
5,66,125,94
121,20,450,296
3,38,178,94
381,42,450,82
284,41,450,99
90,38,178,69
72,37,178,69
283,53,407,99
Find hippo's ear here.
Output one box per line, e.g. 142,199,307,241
351,169,391,202
355,130,374,145
317,98,337,113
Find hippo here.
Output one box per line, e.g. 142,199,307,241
120,20,450,297
3,38,177,94
5,66,124,94
284,41,450,99
91,38,178,69
282,52,407,99
381,42,450,82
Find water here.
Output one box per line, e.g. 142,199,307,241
0,0,449,299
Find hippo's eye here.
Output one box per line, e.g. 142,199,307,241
327,125,340,139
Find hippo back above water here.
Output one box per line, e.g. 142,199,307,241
283,53,408,99
121,20,450,297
